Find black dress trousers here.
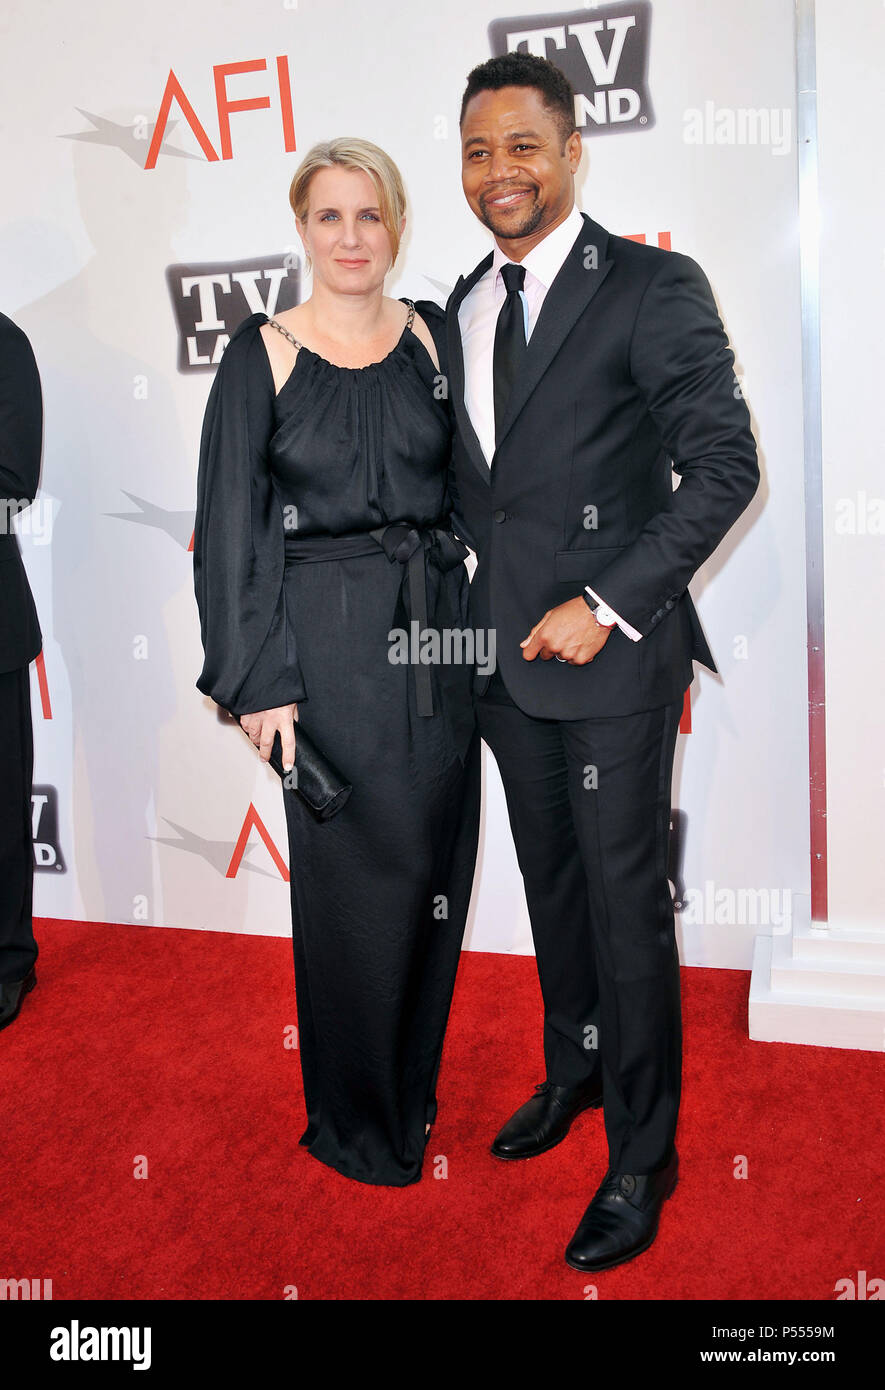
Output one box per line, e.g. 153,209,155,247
0,663,37,984
476,662,683,1175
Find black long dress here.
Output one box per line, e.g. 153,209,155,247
193,298,481,1186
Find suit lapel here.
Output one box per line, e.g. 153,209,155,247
447,253,494,484
494,214,613,455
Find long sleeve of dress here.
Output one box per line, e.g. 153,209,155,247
193,314,307,717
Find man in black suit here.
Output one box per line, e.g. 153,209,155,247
446,54,758,1270
0,312,43,1031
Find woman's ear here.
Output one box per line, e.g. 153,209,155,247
295,216,311,269
392,215,406,267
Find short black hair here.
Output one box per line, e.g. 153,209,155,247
459,52,578,147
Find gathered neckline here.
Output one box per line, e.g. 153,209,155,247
258,298,438,399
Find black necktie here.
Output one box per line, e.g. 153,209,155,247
493,262,526,444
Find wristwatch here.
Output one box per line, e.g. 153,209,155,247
582,589,617,628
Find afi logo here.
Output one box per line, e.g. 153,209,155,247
145,56,296,168
166,255,300,372
489,2,654,136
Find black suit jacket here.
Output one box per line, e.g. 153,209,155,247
445,212,759,718
0,312,43,674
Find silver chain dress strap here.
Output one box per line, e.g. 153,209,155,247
267,299,414,352
267,318,304,350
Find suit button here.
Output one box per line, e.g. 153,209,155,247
493,509,506,523
665,599,675,610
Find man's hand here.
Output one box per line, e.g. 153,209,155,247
520,596,613,664
239,703,298,771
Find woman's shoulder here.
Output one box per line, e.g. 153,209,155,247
205,313,275,411
230,310,269,339
408,297,446,325
212,313,276,385
404,297,447,374
218,312,269,364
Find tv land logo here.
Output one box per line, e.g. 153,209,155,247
489,1,653,136
33,786,65,875
166,255,301,373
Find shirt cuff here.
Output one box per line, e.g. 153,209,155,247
584,586,643,642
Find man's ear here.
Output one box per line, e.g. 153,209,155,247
566,129,583,174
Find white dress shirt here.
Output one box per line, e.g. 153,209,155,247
457,202,641,643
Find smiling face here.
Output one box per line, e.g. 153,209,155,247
295,165,404,293
460,85,582,258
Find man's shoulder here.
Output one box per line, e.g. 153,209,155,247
0,310,37,363
0,310,27,344
445,251,494,314
0,312,41,402
598,224,706,289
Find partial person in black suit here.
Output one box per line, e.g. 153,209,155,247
446,55,759,1270
0,312,43,1031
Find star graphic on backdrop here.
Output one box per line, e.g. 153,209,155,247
108,492,195,551
423,277,454,301
60,108,199,166
149,820,284,881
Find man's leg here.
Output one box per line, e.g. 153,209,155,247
475,667,599,1088
560,697,683,1174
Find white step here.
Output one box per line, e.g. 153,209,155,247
770,926,885,997
748,935,885,1051
792,919,885,965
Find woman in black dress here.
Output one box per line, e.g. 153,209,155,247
193,138,481,1186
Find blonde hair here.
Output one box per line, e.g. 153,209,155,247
289,137,406,266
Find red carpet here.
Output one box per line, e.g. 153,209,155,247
2,918,882,1301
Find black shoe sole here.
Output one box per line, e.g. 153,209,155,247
490,1093,604,1161
564,1171,678,1272
0,969,37,1033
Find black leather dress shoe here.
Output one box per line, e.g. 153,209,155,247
0,967,37,1033
565,1148,678,1271
491,1076,604,1159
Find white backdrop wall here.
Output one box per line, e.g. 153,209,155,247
816,0,885,934
2,0,809,966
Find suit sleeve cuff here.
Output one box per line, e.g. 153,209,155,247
585,586,643,642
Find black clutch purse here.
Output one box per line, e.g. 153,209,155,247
228,711,352,821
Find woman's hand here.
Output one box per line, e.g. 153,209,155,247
239,703,298,771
